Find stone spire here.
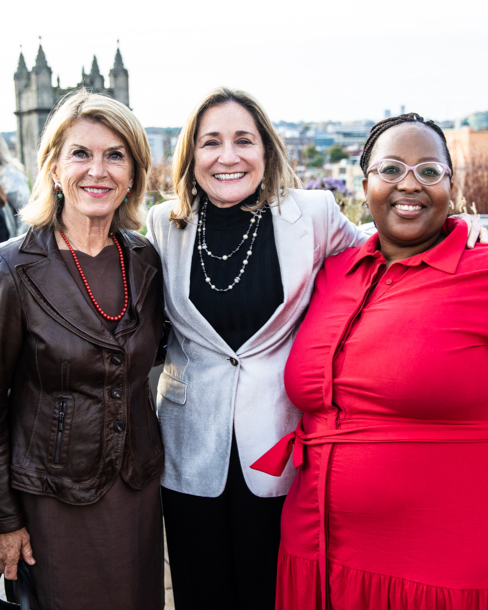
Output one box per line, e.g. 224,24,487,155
110,47,127,77
14,51,28,80
33,44,51,75
90,56,101,77
109,44,129,106
86,55,104,90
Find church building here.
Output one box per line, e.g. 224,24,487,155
14,44,129,181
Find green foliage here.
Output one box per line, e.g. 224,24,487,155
308,155,325,168
302,146,325,168
329,146,349,163
304,145,320,159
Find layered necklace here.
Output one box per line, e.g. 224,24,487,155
197,195,265,292
60,230,129,321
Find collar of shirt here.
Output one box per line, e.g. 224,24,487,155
346,218,468,276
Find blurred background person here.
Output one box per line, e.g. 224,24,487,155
0,184,9,242
0,135,30,238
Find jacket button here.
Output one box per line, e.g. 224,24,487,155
229,358,238,366
111,388,123,399
113,420,125,433
111,353,124,365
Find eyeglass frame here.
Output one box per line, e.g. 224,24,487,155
366,159,452,186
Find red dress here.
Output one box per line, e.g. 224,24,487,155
252,219,488,610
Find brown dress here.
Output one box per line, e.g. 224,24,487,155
18,245,164,610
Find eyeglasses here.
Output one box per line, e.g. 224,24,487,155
367,159,452,186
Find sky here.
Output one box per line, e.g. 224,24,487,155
1,0,487,133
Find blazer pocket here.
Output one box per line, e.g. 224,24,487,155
158,371,187,405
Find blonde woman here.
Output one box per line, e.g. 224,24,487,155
0,90,165,610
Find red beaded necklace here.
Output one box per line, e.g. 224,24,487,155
59,230,129,321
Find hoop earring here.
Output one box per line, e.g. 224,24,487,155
123,188,131,204
54,182,64,199
449,201,454,209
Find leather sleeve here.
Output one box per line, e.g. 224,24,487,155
0,255,26,533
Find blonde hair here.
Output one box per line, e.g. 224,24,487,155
169,87,301,229
21,88,151,232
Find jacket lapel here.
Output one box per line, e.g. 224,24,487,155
166,193,315,356
166,197,236,354
115,230,157,337
237,192,315,356
17,229,156,349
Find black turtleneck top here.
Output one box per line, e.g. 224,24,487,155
190,193,284,353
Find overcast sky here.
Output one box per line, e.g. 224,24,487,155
1,0,487,133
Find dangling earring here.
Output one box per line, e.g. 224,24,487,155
261,176,265,191
123,188,131,204
191,178,198,197
54,182,64,199
449,201,454,209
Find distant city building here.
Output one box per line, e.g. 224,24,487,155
325,121,374,146
145,128,169,165
275,127,315,160
384,109,391,119
314,132,335,150
444,126,488,205
466,111,488,132
325,158,365,198
14,43,129,181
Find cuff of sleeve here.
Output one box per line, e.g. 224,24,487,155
0,513,26,534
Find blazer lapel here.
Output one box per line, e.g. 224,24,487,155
237,192,315,356
166,197,236,354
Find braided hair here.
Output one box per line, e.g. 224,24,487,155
360,113,453,178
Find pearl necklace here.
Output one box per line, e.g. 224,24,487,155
197,196,265,292
60,230,129,321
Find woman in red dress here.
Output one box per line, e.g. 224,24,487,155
253,113,488,609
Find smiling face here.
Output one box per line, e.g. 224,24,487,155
51,119,134,226
363,122,453,254
193,102,266,208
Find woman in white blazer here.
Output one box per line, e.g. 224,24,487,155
146,89,483,610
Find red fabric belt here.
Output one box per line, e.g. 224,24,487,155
251,417,488,610
251,418,488,476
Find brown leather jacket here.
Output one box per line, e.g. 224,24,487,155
0,228,165,534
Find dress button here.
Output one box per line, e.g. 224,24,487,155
111,353,124,365
229,358,238,366
386,279,392,285
113,420,125,433
111,388,123,399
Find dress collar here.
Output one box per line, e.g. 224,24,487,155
346,218,468,276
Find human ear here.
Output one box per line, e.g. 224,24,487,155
362,177,368,200
51,164,60,183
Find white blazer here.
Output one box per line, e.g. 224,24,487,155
146,189,366,498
